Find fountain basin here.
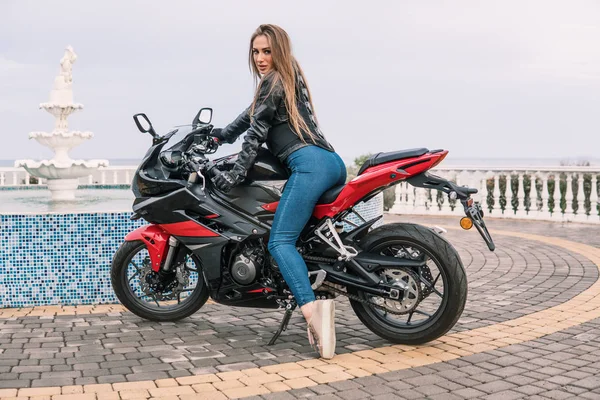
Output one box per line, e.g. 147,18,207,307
15,159,110,200
39,103,83,130
0,190,383,308
0,186,133,213
16,159,109,177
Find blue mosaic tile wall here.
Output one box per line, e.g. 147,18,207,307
0,195,382,308
0,213,144,308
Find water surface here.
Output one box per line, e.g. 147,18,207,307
0,189,134,214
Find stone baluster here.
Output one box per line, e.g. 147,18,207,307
492,174,501,216
391,182,406,214
480,173,489,214
505,173,513,216
425,189,432,212
125,170,130,184
539,172,550,219
113,171,118,185
590,175,599,221
564,173,574,221
552,173,561,219
406,182,414,213
400,181,408,207
439,173,451,214
12,172,17,186
88,175,93,184
414,187,427,214
0,172,4,186
24,173,30,186
516,173,526,217
101,171,106,185
576,174,586,221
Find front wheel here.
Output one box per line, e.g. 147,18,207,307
111,240,209,322
348,223,467,344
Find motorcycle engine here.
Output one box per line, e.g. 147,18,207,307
231,244,265,285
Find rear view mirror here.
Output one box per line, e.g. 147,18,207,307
192,107,213,127
133,113,158,139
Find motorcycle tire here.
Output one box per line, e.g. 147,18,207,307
111,240,209,322
348,223,467,344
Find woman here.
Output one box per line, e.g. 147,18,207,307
210,24,346,359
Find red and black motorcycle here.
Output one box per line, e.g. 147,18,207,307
111,108,495,345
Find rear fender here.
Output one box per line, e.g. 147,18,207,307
125,225,170,272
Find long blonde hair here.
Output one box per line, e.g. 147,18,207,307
248,24,317,144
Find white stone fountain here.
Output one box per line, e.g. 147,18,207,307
15,46,108,201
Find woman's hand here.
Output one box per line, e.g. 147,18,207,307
212,169,243,192
210,128,224,143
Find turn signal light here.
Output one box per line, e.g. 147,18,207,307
460,217,473,230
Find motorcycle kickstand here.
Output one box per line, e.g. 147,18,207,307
268,302,297,346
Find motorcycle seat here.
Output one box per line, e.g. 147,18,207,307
317,184,345,205
357,148,429,175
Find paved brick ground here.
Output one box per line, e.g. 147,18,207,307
245,316,600,400
1,215,599,399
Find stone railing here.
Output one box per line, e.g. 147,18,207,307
3,164,599,224
0,166,138,187
389,166,600,224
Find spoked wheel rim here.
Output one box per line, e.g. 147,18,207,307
123,243,203,312
360,239,449,330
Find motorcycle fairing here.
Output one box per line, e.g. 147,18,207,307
125,221,221,272
313,150,448,218
125,225,170,272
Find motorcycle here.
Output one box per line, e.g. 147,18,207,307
111,107,495,345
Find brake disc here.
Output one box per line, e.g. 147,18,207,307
139,261,189,301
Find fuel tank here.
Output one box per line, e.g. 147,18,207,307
217,147,289,220
245,147,290,181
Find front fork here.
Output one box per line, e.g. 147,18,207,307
161,237,180,272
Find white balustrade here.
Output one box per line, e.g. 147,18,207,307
0,166,138,187
389,166,600,224
4,164,600,224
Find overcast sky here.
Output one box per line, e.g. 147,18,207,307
1,0,599,164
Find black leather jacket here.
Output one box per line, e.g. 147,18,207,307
219,72,335,180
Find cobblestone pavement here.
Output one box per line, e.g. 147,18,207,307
1,215,599,399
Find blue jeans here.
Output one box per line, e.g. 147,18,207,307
267,145,347,307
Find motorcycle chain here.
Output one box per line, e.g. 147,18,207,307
303,255,338,263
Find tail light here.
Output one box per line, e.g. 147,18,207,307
430,152,448,169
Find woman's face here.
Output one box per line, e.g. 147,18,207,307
252,35,273,75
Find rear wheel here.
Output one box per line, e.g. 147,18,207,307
348,223,467,344
111,240,209,321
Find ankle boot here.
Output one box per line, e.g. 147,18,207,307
306,299,336,359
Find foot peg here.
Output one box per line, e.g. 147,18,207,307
308,270,327,290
